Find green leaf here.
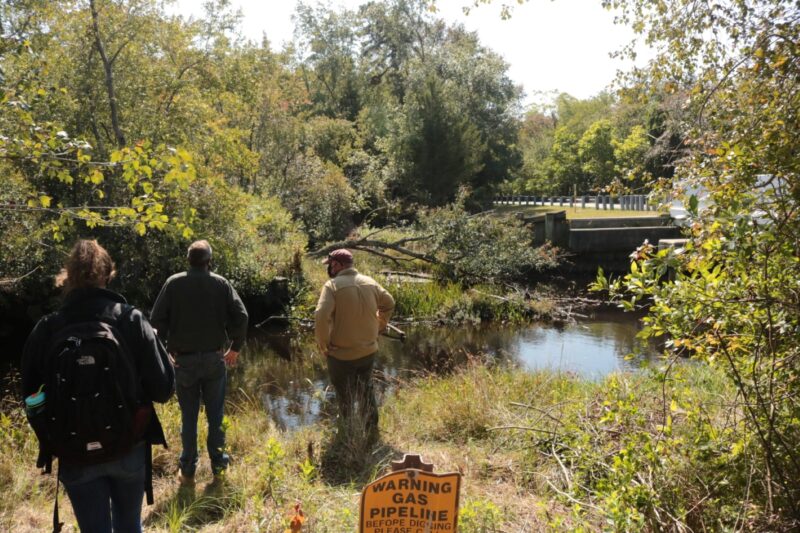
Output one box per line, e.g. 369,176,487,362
688,195,698,215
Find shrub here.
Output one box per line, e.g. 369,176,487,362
417,192,560,284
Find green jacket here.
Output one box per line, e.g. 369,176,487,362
151,267,249,353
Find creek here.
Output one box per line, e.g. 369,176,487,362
233,307,655,430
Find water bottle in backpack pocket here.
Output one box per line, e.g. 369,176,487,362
25,388,51,452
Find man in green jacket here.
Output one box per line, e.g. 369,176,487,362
314,249,395,434
151,240,248,485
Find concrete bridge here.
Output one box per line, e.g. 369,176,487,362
519,211,684,273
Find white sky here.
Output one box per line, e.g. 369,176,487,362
170,0,651,106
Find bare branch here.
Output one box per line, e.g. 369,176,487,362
0,266,42,287
309,236,438,264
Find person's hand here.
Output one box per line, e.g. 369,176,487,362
223,349,239,367
168,352,180,368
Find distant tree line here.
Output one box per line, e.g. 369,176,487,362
508,91,682,196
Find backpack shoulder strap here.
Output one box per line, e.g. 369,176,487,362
52,463,63,533
145,444,154,505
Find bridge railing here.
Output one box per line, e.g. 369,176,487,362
493,194,653,211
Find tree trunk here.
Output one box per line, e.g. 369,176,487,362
89,0,125,148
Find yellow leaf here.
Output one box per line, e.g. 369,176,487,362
731,441,744,457
89,169,104,185
57,169,73,184
39,195,52,208
772,55,788,68
135,222,146,236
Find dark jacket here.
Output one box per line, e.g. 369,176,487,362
21,287,174,450
150,267,249,353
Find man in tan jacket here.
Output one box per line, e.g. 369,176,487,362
314,249,395,434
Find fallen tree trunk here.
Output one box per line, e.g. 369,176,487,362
309,235,438,265
380,271,435,279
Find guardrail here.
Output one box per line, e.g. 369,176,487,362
494,194,653,211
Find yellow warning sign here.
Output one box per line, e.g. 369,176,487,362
360,469,461,533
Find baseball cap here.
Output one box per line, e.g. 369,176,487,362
323,249,353,264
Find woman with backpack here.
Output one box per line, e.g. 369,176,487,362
22,239,175,532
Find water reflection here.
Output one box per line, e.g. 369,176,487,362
512,320,647,376
233,335,330,430
233,309,654,430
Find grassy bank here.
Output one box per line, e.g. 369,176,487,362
2,357,783,532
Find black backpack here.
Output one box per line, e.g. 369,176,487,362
28,303,160,532
41,308,148,466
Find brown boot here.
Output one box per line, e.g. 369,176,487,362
178,472,195,487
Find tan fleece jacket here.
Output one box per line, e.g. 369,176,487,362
314,268,395,361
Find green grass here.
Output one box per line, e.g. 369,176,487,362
1,358,783,532
493,205,667,219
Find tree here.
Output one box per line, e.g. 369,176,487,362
578,119,617,189
393,76,486,205
294,2,363,120
359,0,440,104
612,123,650,188
597,0,800,522
545,127,582,194
513,109,557,193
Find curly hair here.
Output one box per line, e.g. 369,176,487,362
55,239,117,293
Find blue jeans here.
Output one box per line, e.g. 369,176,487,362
60,442,146,533
175,351,229,476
